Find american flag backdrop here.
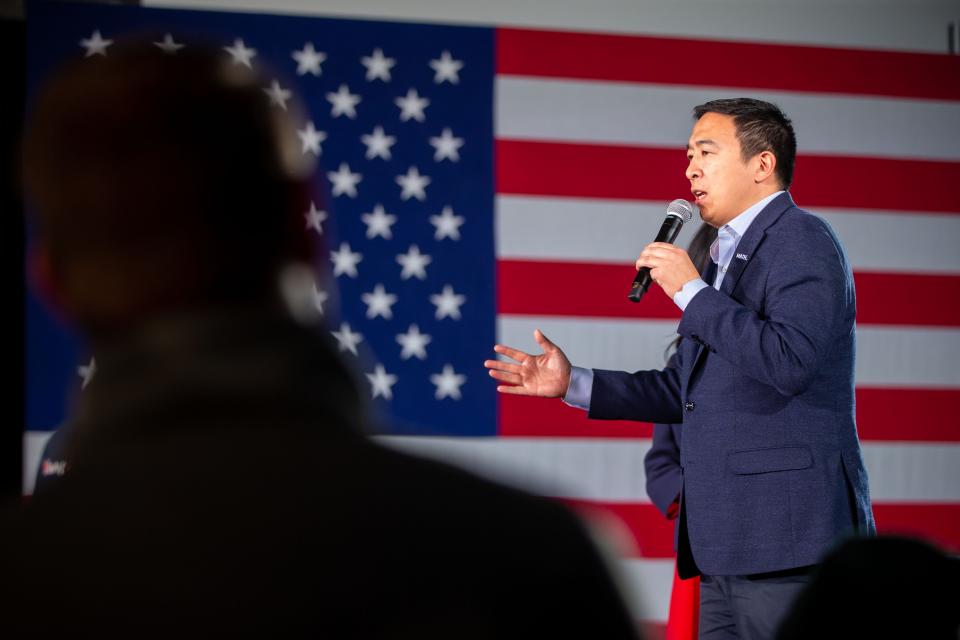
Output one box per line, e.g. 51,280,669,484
23,0,960,631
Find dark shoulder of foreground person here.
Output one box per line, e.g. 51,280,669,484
363,439,641,637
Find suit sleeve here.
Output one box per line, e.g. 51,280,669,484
587,339,686,424
679,215,853,397
588,364,683,424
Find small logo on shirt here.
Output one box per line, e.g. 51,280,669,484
41,459,68,477
736,253,749,261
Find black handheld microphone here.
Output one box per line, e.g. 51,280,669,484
627,199,695,303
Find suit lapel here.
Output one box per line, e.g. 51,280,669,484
684,259,717,389
719,191,795,298
719,231,762,297
684,192,796,390
702,261,718,289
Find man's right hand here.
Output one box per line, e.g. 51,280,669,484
483,329,572,398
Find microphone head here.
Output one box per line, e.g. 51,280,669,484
666,198,694,222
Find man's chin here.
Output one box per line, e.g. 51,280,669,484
698,205,733,229
698,208,719,227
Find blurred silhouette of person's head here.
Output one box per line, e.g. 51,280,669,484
24,43,314,343
777,536,960,640
12,41,641,638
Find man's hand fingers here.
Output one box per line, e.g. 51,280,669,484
483,359,521,374
493,344,530,363
496,384,535,396
488,369,521,385
533,329,556,353
641,246,676,260
647,242,679,252
636,255,662,270
638,243,690,271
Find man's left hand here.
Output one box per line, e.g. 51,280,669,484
636,242,701,299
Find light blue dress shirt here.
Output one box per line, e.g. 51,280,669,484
563,191,784,410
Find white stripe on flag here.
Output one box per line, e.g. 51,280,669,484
378,436,960,503
498,315,681,376
619,558,674,623
381,434,650,501
497,315,960,388
496,195,960,275
496,76,960,161
860,442,960,502
142,1,957,54
22,430,54,496
24,430,960,502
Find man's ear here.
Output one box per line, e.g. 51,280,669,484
755,150,778,184
27,243,65,314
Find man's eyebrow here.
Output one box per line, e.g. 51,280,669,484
687,138,718,150
687,138,719,153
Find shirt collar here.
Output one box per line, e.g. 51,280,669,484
710,190,784,264
725,190,784,239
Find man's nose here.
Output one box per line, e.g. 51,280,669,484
685,159,700,181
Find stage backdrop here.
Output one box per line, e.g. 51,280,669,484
23,0,960,632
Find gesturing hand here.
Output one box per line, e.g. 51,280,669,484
484,329,572,398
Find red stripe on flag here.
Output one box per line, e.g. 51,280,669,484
497,139,686,202
498,260,681,320
855,272,960,327
496,139,960,214
874,503,960,553
499,387,960,442
562,500,960,559
791,155,959,214
497,27,960,101
499,393,653,438
498,259,960,328
856,388,960,441
563,500,676,558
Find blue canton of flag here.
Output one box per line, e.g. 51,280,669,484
26,2,497,436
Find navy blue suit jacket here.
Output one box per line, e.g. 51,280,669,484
645,420,683,519
590,192,875,577
645,352,683,521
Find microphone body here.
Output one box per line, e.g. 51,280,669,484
628,200,694,303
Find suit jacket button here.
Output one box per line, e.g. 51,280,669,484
684,401,695,412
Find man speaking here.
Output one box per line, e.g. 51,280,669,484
485,99,875,640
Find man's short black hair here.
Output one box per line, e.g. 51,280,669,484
693,98,797,189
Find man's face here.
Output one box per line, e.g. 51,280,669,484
685,112,760,228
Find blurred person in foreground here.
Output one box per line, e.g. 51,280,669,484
776,536,960,639
4,42,638,638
